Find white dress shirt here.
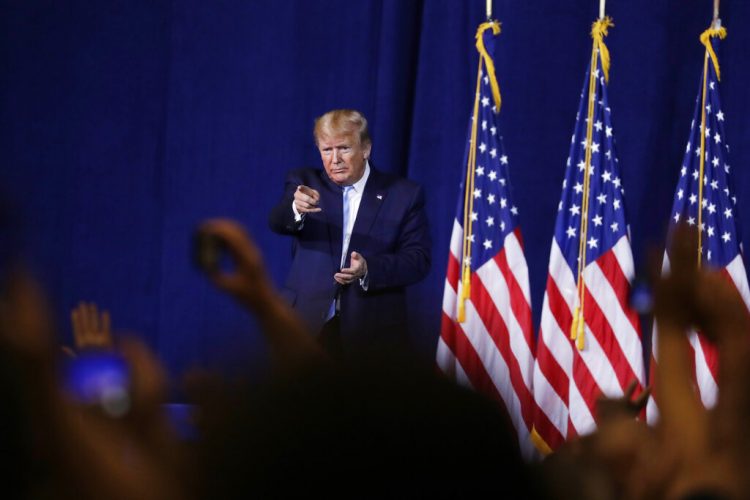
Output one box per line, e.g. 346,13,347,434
340,162,370,266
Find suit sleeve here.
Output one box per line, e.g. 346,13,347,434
269,170,305,235
364,185,431,290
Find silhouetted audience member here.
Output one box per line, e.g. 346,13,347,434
194,353,532,498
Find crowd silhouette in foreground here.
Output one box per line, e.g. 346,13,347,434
1,213,748,499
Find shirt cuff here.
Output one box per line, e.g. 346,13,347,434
292,201,305,223
359,271,369,291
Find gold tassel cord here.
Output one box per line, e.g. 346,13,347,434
697,52,708,268
699,27,727,81
475,22,503,113
591,17,614,83
458,57,484,323
696,26,726,267
571,18,613,350
571,45,597,349
459,22,504,322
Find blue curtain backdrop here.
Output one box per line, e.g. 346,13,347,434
2,0,749,380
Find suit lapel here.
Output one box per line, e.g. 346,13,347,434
348,168,387,262
320,172,344,271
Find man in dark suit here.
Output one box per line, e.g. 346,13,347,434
269,109,431,354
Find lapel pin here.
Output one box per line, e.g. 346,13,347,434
376,194,383,200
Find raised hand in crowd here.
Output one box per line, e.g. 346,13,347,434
70,301,114,351
644,224,750,500
195,218,324,367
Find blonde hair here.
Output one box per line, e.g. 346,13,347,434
314,109,371,146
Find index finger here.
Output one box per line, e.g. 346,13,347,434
297,185,320,200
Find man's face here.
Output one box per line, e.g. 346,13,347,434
317,133,371,186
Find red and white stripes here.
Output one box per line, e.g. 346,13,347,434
532,236,645,451
437,220,537,459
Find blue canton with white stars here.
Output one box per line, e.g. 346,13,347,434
554,50,629,273
456,68,522,273
670,38,743,268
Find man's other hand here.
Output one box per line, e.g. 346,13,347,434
334,251,367,285
293,185,322,214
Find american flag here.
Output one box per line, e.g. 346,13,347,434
436,22,537,460
646,27,750,423
531,18,645,453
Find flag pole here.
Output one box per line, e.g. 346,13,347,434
486,0,492,20
571,13,613,350
599,0,606,20
713,0,720,28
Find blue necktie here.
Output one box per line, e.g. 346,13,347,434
341,185,354,266
326,185,355,322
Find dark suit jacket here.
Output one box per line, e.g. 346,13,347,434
269,166,431,348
